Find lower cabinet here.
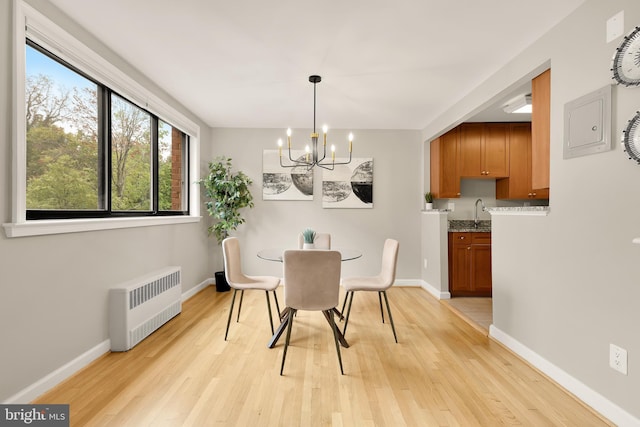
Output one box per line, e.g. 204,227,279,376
448,232,492,297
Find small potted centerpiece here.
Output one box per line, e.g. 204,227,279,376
302,228,316,249
424,191,434,210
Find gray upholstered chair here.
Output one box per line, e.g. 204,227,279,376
222,237,281,341
341,239,400,343
297,232,331,249
280,249,344,375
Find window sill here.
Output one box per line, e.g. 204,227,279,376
3,215,202,238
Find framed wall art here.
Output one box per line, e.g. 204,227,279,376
262,150,313,200
322,158,373,209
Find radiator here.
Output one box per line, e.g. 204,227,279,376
109,266,182,351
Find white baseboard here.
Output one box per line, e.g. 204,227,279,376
3,339,110,404
183,278,214,301
4,279,215,405
415,279,450,300
392,279,450,299
490,325,640,427
393,279,421,287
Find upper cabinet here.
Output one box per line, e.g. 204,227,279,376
531,69,550,190
430,128,460,198
429,70,551,201
496,123,549,199
458,123,509,178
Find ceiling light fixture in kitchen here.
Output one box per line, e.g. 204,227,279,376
503,94,532,114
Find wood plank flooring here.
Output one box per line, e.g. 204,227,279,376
442,297,493,334
34,287,612,426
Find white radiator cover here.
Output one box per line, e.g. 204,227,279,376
109,266,182,351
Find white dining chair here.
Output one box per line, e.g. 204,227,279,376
340,238,400,343
280,249,344,375
222,237,281,341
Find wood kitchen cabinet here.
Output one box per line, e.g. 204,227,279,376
430,127,460,198
448,232,492,297
531,69,550,190
496,123,549,200
458,123,509,178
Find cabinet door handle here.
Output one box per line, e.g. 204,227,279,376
467,247,471,250
459,236,465,240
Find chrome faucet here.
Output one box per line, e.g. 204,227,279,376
474,198,486,228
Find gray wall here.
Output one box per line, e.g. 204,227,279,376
424,0,640,419
205,128,422,281
0,0,213,402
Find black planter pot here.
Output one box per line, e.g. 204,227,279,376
214,271,230,292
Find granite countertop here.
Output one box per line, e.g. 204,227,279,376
485,206,549,215
448,219,491,233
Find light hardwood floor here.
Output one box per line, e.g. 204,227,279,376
34,287,611,426
442,297,493,334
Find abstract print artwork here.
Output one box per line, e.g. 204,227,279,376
322,158,373,208
262,150,313,200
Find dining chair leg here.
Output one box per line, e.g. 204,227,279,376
265,291,275,334
340,292,348,316
328,310,344,375
342,291,355,337
280,309,296,375
378,291,385,323
224,289,238,341
382,291,398,343
236,290,245,322
273,291,281,316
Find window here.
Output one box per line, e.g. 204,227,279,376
5,1,200,237
25,43,100,212
25,43,189,220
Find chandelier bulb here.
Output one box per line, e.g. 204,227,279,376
322,125,328,134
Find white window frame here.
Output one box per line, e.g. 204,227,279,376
4,0,201,238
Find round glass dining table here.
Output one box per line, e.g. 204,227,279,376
258,247,361,349
257,248,362,262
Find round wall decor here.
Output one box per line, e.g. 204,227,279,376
622,111,640,164
612,26,640,87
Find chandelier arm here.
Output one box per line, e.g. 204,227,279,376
316,162,335,171
279,146,313,168
324,151,353,166
316,140,327,164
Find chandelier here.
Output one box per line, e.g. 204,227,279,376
278,75,353,171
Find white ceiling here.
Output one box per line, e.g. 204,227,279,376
47,0,585,130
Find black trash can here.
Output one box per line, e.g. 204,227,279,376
214,271,230,292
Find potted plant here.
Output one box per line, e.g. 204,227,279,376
302,228,316,249
200,157,254,291
424,191,434,210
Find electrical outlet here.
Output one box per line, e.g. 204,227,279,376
609,344,628,375
448,202,455,212
423,258,428,269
